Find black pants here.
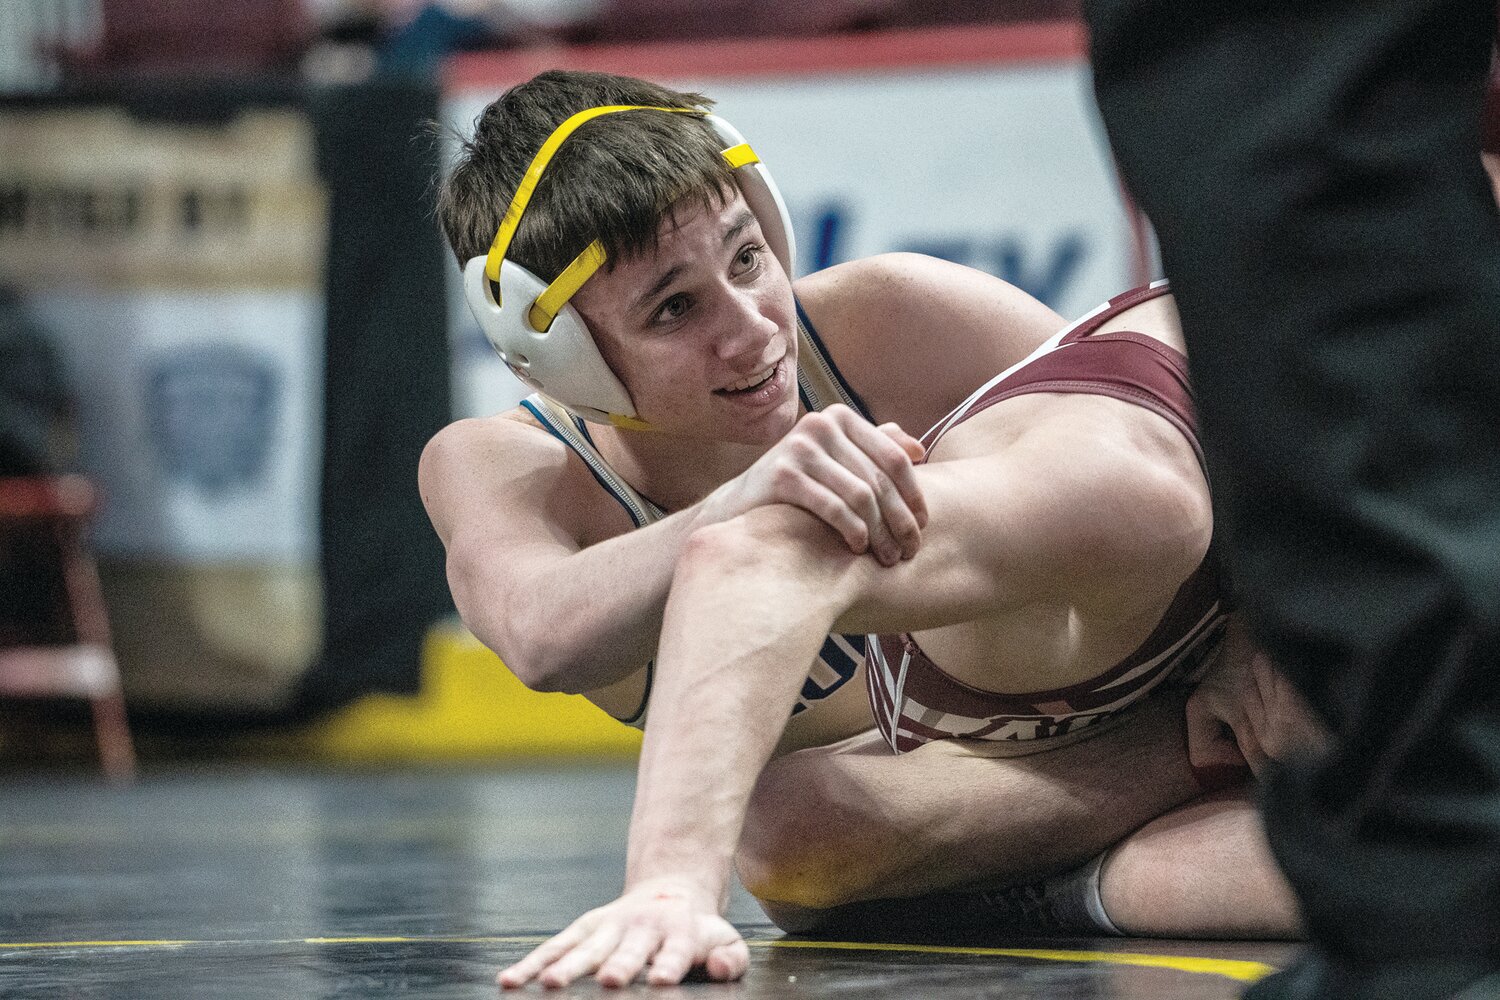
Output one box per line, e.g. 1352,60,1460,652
1081,1,1500,996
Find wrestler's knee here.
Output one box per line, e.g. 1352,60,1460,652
679,506,832,582
736,751,879,911
675,519,770,592
677,519,752,582
753,897,832,935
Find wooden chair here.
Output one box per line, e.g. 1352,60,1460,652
0,475,136,780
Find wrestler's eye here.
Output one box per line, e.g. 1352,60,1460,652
732,243,766,275
654,293,690,324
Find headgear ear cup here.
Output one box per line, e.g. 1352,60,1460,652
703,115,797,275
462,104,797,425
463,254,634,422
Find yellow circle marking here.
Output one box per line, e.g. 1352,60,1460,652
0,934,1277,983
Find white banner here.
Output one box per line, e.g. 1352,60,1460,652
29,289,322,561
0,105,326,563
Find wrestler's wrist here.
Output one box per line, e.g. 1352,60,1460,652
625,833,732,904
693,479,745,530
621,871,726,912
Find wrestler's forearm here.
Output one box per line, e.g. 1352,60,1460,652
460,502,728,694
623,523,856,900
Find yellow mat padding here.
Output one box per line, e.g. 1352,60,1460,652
302,622,642,762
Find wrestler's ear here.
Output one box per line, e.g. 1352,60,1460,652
1185,687,1256,778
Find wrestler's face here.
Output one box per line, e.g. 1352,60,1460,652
572,192,799,445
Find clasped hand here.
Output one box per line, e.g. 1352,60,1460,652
700,404,927,566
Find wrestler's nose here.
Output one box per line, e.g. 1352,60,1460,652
712,286,778,361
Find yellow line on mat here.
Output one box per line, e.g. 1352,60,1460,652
301,936,545,945
0,934,1276,982
759,939,1276,983
0,936,546,950
0,940,196,949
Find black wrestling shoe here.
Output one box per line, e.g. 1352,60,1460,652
802,856,1122,944
969,855,1121,937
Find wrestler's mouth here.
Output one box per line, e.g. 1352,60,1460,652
714,355,786,399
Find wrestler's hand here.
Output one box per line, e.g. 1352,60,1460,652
497,878,748,990
1185,623,1329,778
699,404,927,566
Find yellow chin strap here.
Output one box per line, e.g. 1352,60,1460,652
606,413,655,431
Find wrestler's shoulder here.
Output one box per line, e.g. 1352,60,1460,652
423,406,564,466
793,253,1065,428
1093,287,1187,354
420,408,621,544
796,252,975,324
419,407,580,507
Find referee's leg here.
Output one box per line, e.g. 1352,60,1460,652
1081,1,1500,996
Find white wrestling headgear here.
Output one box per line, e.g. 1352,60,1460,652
461,104,797,428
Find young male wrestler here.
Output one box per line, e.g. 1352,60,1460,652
421,70,1317,989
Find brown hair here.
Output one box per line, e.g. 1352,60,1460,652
437,69,736,280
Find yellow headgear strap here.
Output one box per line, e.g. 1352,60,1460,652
528,239,606,332
483,104,765,333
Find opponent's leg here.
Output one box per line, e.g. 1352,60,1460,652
1099,786,1302,939
738,691,1205,916
741,692,1299,939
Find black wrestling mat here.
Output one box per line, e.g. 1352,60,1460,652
0,767,1294,998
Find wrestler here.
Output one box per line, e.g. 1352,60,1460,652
419,70,1318,989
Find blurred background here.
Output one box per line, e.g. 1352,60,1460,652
13,0,1487,780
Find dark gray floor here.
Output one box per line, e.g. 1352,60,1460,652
0,766,1295,998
